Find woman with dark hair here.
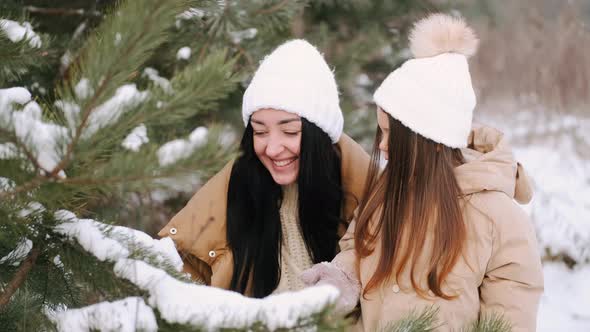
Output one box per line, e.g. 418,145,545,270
159,39,369,298
302,14,543,331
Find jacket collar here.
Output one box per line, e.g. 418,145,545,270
455,125,533,204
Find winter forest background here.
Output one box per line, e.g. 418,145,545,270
1,0,588,331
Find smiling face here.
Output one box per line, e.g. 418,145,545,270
250,109,302,185
376,107,390,160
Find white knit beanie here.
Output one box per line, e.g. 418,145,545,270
242,39,343,143
373,13,479,148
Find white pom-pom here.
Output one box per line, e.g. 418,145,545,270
409,13,478,58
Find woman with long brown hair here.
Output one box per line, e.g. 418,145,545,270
302,14,543,331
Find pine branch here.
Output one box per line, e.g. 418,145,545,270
249,0,308,34
55,168,218,188
465,313,512,332
231,40,255,69
197,32,215,64
145,50,240,125
49,72,111,177
0,289,54,331
50,0,183,177
24,6,103,18
57,0,101,81
11,126,233,208
61,136,230,193
65,51,238,167
255,0,292,15
379,306,439,332
0,23,49,84
0,176,43,200
51,41,148,178
0,246,41,309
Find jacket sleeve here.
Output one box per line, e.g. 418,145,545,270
337,134,370,223
158,161,235,288
479,197,544,332
332,218,360,282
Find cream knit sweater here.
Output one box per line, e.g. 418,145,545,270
273,184,314,294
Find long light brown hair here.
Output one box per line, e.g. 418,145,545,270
354,112,466,299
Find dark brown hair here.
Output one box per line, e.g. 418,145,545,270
354,111,466,299
227,119,342,297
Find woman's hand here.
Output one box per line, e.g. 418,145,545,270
300,262,361,314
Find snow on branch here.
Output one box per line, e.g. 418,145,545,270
176,47,191,60
74,78,93,100
114,259,340,330
0,176,16,191
157,126,208,166
0,87,31,126
142,68,172,94
0,238,32,266
13,101,68,175
0,143,18,159
0,19,42,48
0,87,68,177
53,210,182,271
229,28,257,44
122,124,148,152
176,8,205,20
54,100,81,132
52,297,157,332
175,8,206,28
82,84,149,139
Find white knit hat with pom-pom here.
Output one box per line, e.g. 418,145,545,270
373,13,479,148
242,39,343,143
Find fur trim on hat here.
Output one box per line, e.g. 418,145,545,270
409,13,479,59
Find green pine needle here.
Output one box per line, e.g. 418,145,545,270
379,306,440,332
462,313,512,332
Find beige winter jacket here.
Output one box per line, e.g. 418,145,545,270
335,125,544,332
158,133,369,293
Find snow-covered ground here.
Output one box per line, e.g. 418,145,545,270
539,262,590,331
476,104,590,331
